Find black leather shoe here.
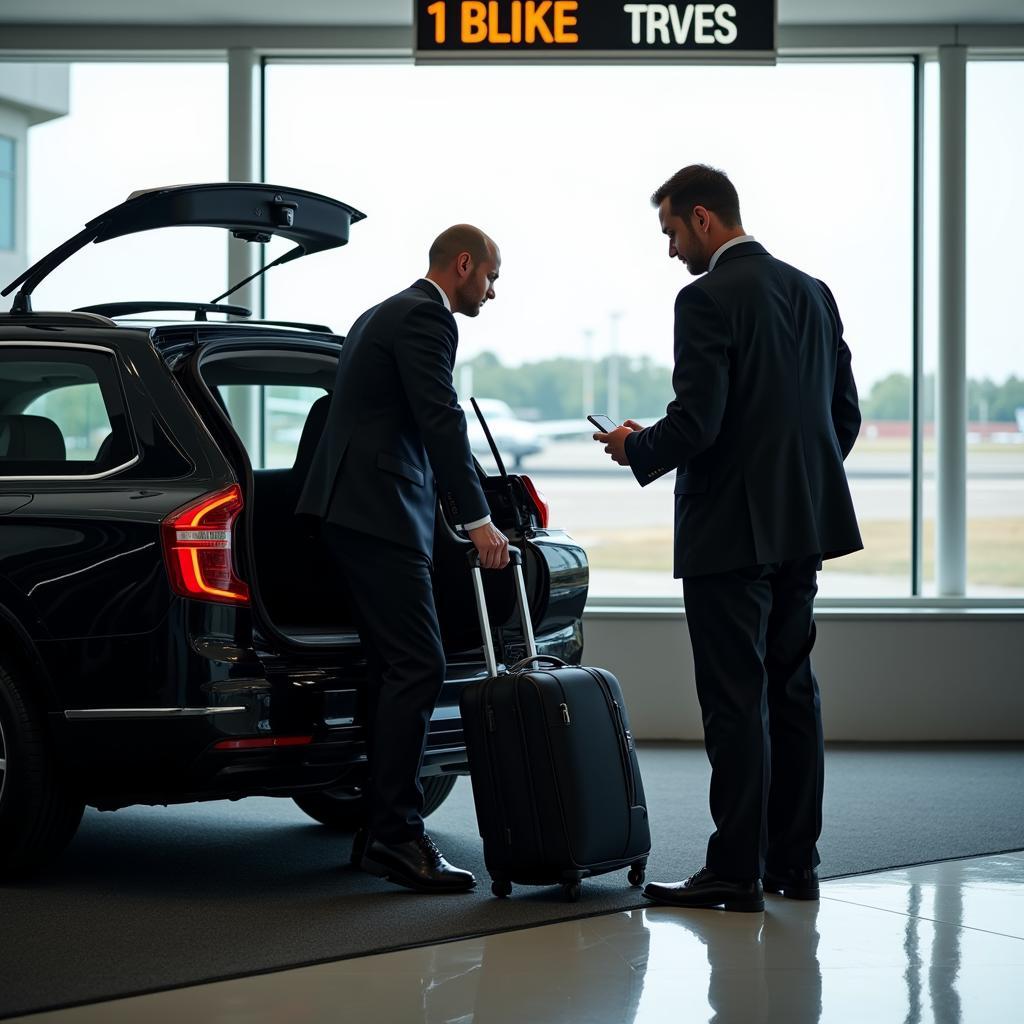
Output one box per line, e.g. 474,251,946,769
763,867,819,900
643,867,764,912
359,833,476,893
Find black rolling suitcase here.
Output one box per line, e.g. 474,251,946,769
460,548,650,901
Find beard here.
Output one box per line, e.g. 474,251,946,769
682,224,709,275
458,285,489,316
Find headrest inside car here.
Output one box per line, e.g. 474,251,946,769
0,414,68,461
293,394,332,475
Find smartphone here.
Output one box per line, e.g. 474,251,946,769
587,413,619,433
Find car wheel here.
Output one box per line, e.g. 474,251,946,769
293,784,369,831
421,774,458,817
0,659,85,876
292,774,459,830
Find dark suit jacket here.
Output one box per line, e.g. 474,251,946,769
625,241,863,578
296,279,489,558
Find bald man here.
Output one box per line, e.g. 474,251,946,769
298,225,509,892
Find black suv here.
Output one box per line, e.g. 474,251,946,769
0,183,588,874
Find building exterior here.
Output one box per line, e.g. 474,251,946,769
0,64,68,294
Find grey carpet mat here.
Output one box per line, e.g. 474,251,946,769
3,743,1024,1019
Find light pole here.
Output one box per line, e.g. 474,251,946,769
608,311,622,423
582,328,595,416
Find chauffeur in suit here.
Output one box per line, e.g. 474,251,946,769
596,165,862,912
297,224,510,893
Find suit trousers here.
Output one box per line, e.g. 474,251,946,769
323,524,446,844
682,555,824,880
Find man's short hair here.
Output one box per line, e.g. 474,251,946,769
428,224,494,269
651,165,742,228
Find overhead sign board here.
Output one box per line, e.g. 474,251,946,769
414,1,777,63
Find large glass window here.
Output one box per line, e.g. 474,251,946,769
266,61,915,598
13,63,228,312
966,60,1024,597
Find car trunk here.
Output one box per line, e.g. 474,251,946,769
179,340,550,652
247,459,538,651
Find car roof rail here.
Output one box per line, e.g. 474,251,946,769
242,319,335,334
0,310,117,327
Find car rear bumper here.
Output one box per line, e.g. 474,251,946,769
50,691,469,810
50,619,581,810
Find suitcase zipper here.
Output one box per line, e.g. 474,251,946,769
583,669,637,807
559,703,570,725
612,699,637,806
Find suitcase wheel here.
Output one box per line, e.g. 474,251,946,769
491,878,512,899
628,863,646,888
563,881,582,902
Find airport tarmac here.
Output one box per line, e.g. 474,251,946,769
487,440,1024,599
502,440,1024,527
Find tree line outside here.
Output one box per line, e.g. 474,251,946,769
464,352,1024,425
860,372,1024,423
462,351,672,422
21,361,1024,458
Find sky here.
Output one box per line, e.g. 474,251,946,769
10,58,1024,395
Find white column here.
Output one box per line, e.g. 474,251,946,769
227,47,261,314
911,57,926,596
226,48,262,462
936,46,967,596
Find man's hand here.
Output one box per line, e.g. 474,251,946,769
468,522,510,569
593,419,644,467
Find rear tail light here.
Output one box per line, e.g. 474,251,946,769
520,475,550,529
162,484,250,605
214,736,312,750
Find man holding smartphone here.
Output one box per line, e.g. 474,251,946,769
298,224,509,893
594,165,862,912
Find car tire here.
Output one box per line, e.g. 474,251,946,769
293,774,459,831
0,659,85,876
421,774,458,818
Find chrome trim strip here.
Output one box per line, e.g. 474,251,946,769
64,706,248,720
0,453,141,482
0,339,118,352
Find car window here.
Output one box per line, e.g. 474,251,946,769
217,383,328,470
23,382,111,461
0,346,134,477
265,385,328,469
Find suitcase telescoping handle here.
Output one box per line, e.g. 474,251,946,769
467,546,538,677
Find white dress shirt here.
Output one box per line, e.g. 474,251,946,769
419,278,491,532
422,276,452,311
708,234,756,272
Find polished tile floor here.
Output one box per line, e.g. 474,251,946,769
14,852,1024,1024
